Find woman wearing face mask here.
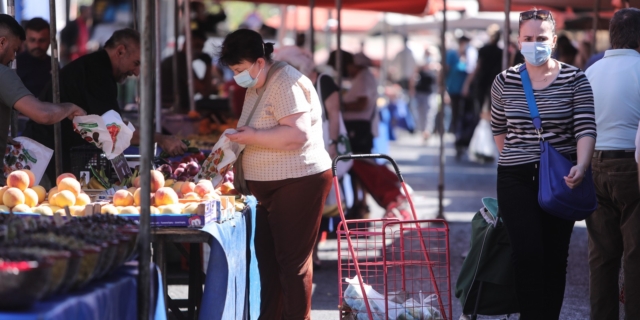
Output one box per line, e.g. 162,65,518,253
490,9,596,319
219,29,332,320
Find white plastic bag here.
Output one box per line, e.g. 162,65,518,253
195,129,244,188
2,137,53,185
72,110,136,160
468,119,498,163
343,277,416,320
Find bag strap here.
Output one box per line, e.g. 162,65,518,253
518,64,543,135
241,61,288,127
316,73,329,121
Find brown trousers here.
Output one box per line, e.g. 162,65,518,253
248,170,333,320
587,157,640,320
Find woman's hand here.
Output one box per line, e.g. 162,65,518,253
226,126,257,145
564,164,586,189
328,143,338,159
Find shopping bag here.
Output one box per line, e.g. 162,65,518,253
343,277,415,320
468,119,498,163
195,129,243,188
72,110,136,160
3,137,53,185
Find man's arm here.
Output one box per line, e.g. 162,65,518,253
130,131,187,157
13,95,86,124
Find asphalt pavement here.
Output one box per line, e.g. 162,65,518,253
310,132,593,320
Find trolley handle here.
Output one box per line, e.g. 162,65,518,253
332,154,405,182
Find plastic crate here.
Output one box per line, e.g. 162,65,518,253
70,145,117,182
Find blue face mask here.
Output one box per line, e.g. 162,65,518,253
520,42,552,66
233,62,262,88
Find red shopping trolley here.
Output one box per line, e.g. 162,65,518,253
333,154,451,320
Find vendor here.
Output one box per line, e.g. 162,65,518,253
220,29,332,319
23,28,187,186
0,14,86,185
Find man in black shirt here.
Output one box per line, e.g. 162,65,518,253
16,17,52,97
23,28,187,184
462,25,503,111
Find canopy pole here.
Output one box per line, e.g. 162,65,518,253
591,0,599,55
138,0,153,318
7,0,17,139
379,13,388,89
502,0,511,70
437,1,447,220
48,0,64,177
309,0,315,53
183,0,196,112
335,0,342,101
172,0,180,111
154,0,161,133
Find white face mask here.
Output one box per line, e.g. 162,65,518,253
233,62,262,88
520,42,553,66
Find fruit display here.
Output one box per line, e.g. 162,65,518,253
0,214,138,310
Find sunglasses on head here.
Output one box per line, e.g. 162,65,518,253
519,10,552,22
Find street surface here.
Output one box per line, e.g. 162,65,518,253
310,132,592,320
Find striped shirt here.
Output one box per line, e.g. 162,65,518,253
491,63,597,166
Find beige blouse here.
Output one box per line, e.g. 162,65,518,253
238,64,331,181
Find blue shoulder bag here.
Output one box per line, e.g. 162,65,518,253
519,65,597,221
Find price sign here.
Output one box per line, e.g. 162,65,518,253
110,153,132,184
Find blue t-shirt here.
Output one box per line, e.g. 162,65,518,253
445,50,468,95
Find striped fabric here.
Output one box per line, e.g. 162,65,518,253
491,63,597,166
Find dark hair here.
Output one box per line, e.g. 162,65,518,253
0,14,25,41
104,28,140,49
327,49,354,78
556,34,577,56
192,29,207,42
609,8,640,50
190,1,205,12
218,29,274,66
25,17,50,32
519,8,556,34
458,36,470,43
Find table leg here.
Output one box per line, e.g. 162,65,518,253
153,239,168,317
188,243,203,319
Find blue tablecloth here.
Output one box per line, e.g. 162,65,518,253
199,197,259,320
0,264,166,320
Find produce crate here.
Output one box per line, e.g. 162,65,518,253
70,145,117,182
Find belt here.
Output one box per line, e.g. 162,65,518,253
593,150,636,159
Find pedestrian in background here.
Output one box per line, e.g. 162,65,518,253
15,17,52,97
413,48,436,142
391,36,417,92
491,9,596,319
584,8,640,320
445,35,472,135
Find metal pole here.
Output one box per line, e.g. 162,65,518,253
183,0,196,112
48,0,64,177
591,0,600,56
309,0,315,53
138,0,153,318
335,0,342,103
132,0,138,31
7,0,17,139
155,0,161,133
502,0,511,70
380,13,388,89
437,1,447,220
172,0,180,111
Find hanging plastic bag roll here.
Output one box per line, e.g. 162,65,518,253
72,110,136,160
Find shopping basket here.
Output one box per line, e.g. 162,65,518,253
333,154,452,320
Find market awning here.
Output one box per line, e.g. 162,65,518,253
242,0,429,15
478,0,640,12
266,7,382,32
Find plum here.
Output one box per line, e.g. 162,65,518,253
174,167,185,177
186,162,200,176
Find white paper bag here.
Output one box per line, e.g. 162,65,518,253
195,129,244,188
72,110,136,160
3,137,53,185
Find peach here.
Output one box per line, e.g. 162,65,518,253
68,206,86,216
58,178,81,197
118,206,139,214
133,176,141,188
183,203,199,214
101,205,119,215
51,190,76,208
20,169,36,188
202,193,220,201
127,187,137,195
194,183,213,198
154,187,179,206
220,182,235,195
172,181,184,193
158,204,183,214
180,182,196,195
32,185,46,204
133,188,155,206
0,205,9,213
12,204,32,213
7,171,30,191
0,186,7,205
76,193,91,206
150,171,165,193
47,186,59,201
149,206,160,214
113,190,134,207
33,206,53,216
56,173,76,186
23,188,39,207
3,188,25,207
183,192,201,201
